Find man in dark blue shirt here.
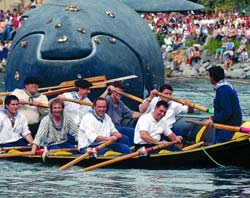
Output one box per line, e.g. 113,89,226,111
205,66,242,143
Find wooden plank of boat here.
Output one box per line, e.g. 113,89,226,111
0,151,34,158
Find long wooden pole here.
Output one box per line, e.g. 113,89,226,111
59,139,113,170
0,151,35,158
157,92,214,114
186,120,250,134
81,140,178,172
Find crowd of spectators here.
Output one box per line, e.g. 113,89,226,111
1,3,250,70
0,0,38,64
141,10,250,69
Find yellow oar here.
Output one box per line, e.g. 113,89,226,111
182,141,204,151
20,101,49,108
43,75,138,96
59,139,113,171
0,75,107,97
81,140,178,172
0,151,34,158
0,145,32,151
62,98,93,106
186,120,250,134
115,90,143,103
157,92,214,114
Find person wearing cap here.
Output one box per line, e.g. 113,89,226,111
0,95,34,151
100,81,141,146
11,76,49,137
32,98,78,152
58,79,92,126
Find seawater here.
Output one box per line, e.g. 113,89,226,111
1,77,250,197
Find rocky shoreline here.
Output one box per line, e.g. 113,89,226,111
164,47,250,80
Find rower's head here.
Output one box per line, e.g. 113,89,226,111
93,97,107,117
24,76,40,95
152,100,168,121
159,84,173,102
111,81,124,102
4,95,19,115
208,66,225,85
75,79,92,99
49,98,64,118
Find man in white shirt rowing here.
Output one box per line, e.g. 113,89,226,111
139,84,193,137
134,100,182,152
0,95,33,150
78,97,131,155
58,79,92,126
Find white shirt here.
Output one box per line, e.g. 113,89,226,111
63,91,92,125
11,89,48,124
78,112,118,149
134,113,172,144
141,96,188,128
0,110,31,144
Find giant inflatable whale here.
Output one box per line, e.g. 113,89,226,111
5,0,203,109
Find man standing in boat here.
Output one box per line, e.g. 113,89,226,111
134,100,182,151
100,81,141,146
0,95,34,150
139,84,193,137
11,76,49,137
58,79,93,126
32,98,78,152
204,66,242,143
78,97,131,155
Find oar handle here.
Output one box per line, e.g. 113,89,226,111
186,120,250,133
157,92,213,114
58,139,113,170
82,140,178,172
63,98,93,106
115,90,143,103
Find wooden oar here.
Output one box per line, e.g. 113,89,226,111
0,151,34,158
157,92,214,114
81,140,178,172
91,75,138,87
59,139,114,170
115,90,143,103
0,145,31,151
0,75,107,97
43,75,138,96
186,120,250,134
182,141,204,151
20,101,49,108
62,98,93,106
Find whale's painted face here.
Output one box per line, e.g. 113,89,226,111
5,0,164,109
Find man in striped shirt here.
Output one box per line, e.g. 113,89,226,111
32,98,78,152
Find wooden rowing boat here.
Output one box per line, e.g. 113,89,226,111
3,116,250,170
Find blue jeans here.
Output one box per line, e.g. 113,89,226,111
80,135,131,155
116,126,134,147
214,129,233,144
0,138,29,147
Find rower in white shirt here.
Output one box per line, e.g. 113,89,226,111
139,84,193,137
0,95,33,150
58,79,92,126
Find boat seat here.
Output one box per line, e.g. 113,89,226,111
103,151,122,157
